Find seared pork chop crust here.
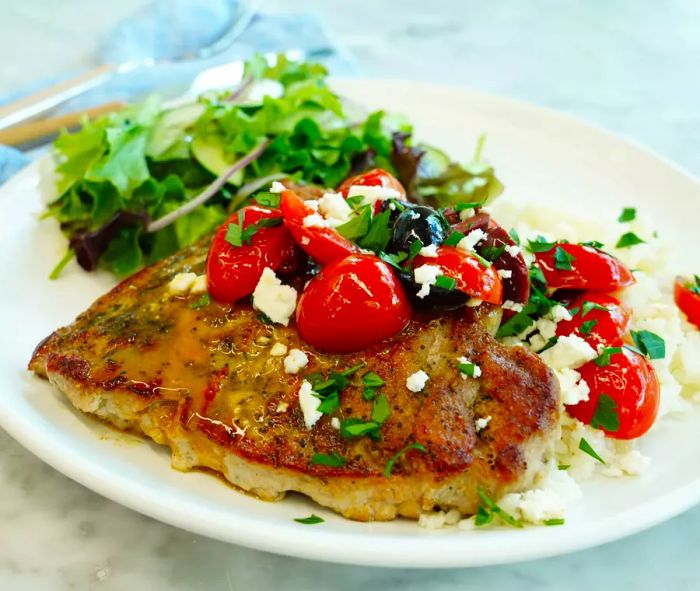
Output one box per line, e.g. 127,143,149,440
30,240,560,521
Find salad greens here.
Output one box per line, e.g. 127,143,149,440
47,53,503,278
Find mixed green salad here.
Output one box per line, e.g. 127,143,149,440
46,54,503,278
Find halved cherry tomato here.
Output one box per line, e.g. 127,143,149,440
674,276,700,329
412,246,503,305
567,348,660,440
337,168,406,199
556,292,631,350
296,254,412,353
535,243,634,291
280,189,360,265
206,206,296,303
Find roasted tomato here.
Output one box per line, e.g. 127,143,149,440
674,276,700,329
280,189,360,265
557,292,631,349
296,254,412,353
206,206,296,303
411,246,503,305
337,168,406,199
535,243,634,291
567,348,660,440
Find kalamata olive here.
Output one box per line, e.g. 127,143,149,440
396,270,470,309
390,206,450,254
377,198,415,225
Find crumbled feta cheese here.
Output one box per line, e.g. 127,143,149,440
539,334,597,370
497,269,513,279
505,244,521,258
297,380,322,429
418,244,439,258
168,272,197,294
190,274,207,294
413,264,442,299
302,213,328,228
556,368,590,405
251,268,298,326
456,229,487,253
270,343,288,357
317,192,352,227
276,401,289,413
502,300,524,312
550,304,572,323
283,348,309,374
347,184,401,207
270,181,286,193
331,417,341,430
475,416,492,432
458,208,475,221
406,370,430,392
301,236,310,245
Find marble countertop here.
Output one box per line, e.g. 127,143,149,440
2,1,700,589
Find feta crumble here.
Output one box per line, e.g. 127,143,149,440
302,213,328,228
270,343,288,357
251,268,298,326
475,415,492,432
168,272,197,294
270,181,286,193
406,370,429,392
317,192,352,226
418,244,439,258
458,207,475,221
331,417,341,430
497,269,513,279
556,367,590,405
347,184,401,207
190,274,207,294
505,244,521,258
283,348,309,374
539,334,597,370
413,264,443,299
456,229,487,253
297,380,322,429
502,300,524,312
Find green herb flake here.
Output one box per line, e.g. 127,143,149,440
294,514,324,525
579,437,606,464
339,418,381,440
357,209,393,252
370,393,391,424
689,275,700,296
435,275,457,290
408,239,424,260
190,293,211,309
618,207,636,223
383,442,427,477
543,518,565,526
363,372,385,389
310,452,346,467
579,319,598,336
590,393,620,432
509,228,521,246
631,330,666,359
458,362,480,378
476,488,523,528
594,346,623,367
526,235,557,253
378,251,408,270
336,205,372,240
616,232,645,249
580,240,605,249
557,464,571,471
442,231,465,247
553,246,576,271
254,192,281,208
582,300,608,317
224,213,244,247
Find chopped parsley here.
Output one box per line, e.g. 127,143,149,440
590,393,620,432
442,231,465,247
190,293,210,309
224,212,245,247
224,211,282,247
581,300,608,316
253,192,281,208
579,437,605,464
557,464,571,470
357,209,393,252
339,418,381,440
579,319,598,335
689,275,700,295
362,371,384,401
475,488,523,528
630,330,666,359
408,238,424,260
594,346,623,367
543,518,565,526
618,207,636,223
379,251,409,270
383,442,427,477
370,393,391,424
454,201,483,211
311,452,346,467
579,240,605,249
509,228,521,246
336,205,372,240
615,232,645,248
309,362,367,415
553,246,576,271
435,275,457,290
458,362,480,377
294,514,324,525
526,235,557,253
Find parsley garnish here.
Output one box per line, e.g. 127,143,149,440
630,329,665,359
481,243,506,262
257,311,274,325
616,232,645,248
543,518,565,526
442,231,465,247
357,209,393,252
590,394,620,432
362,371,384,401
254,192,281,208
579,437,605,464
579,240,605,249
408,239,424,260
435,275,457,290
311,452,346,467
526,235,557,253
475,488,523,528
594,346,623,367
618,207,636,223
557,464,571,470
554,246,575,270
294,514,324,525
378,251,409,270
309,362,367,415
458,362,479,377
370,394,391,424
336,205,372,240
579,319,598,335
454,201,483,211
509,228,521,246
345,195,366,210
224,212,245,247
582,300,608,316
339,418,381,440
689,275,700,295
383,442,427,477
190,293,210,309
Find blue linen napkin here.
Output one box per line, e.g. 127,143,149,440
0,11,356,185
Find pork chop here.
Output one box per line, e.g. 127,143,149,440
29,240,560,521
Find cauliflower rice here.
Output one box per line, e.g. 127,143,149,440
419,198,700,529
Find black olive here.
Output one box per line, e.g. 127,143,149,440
389,206,449,254
377,198,415,226
397,270,470,309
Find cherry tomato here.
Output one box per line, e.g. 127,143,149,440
567,348,660,440
280,189,360,265
337,168,406,199
206,206,296,303
556,292,631,349
535,243,634,291
674,276,700,329
296,254,412,353
412,246,503,305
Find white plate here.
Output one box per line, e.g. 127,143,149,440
1,80,699,568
